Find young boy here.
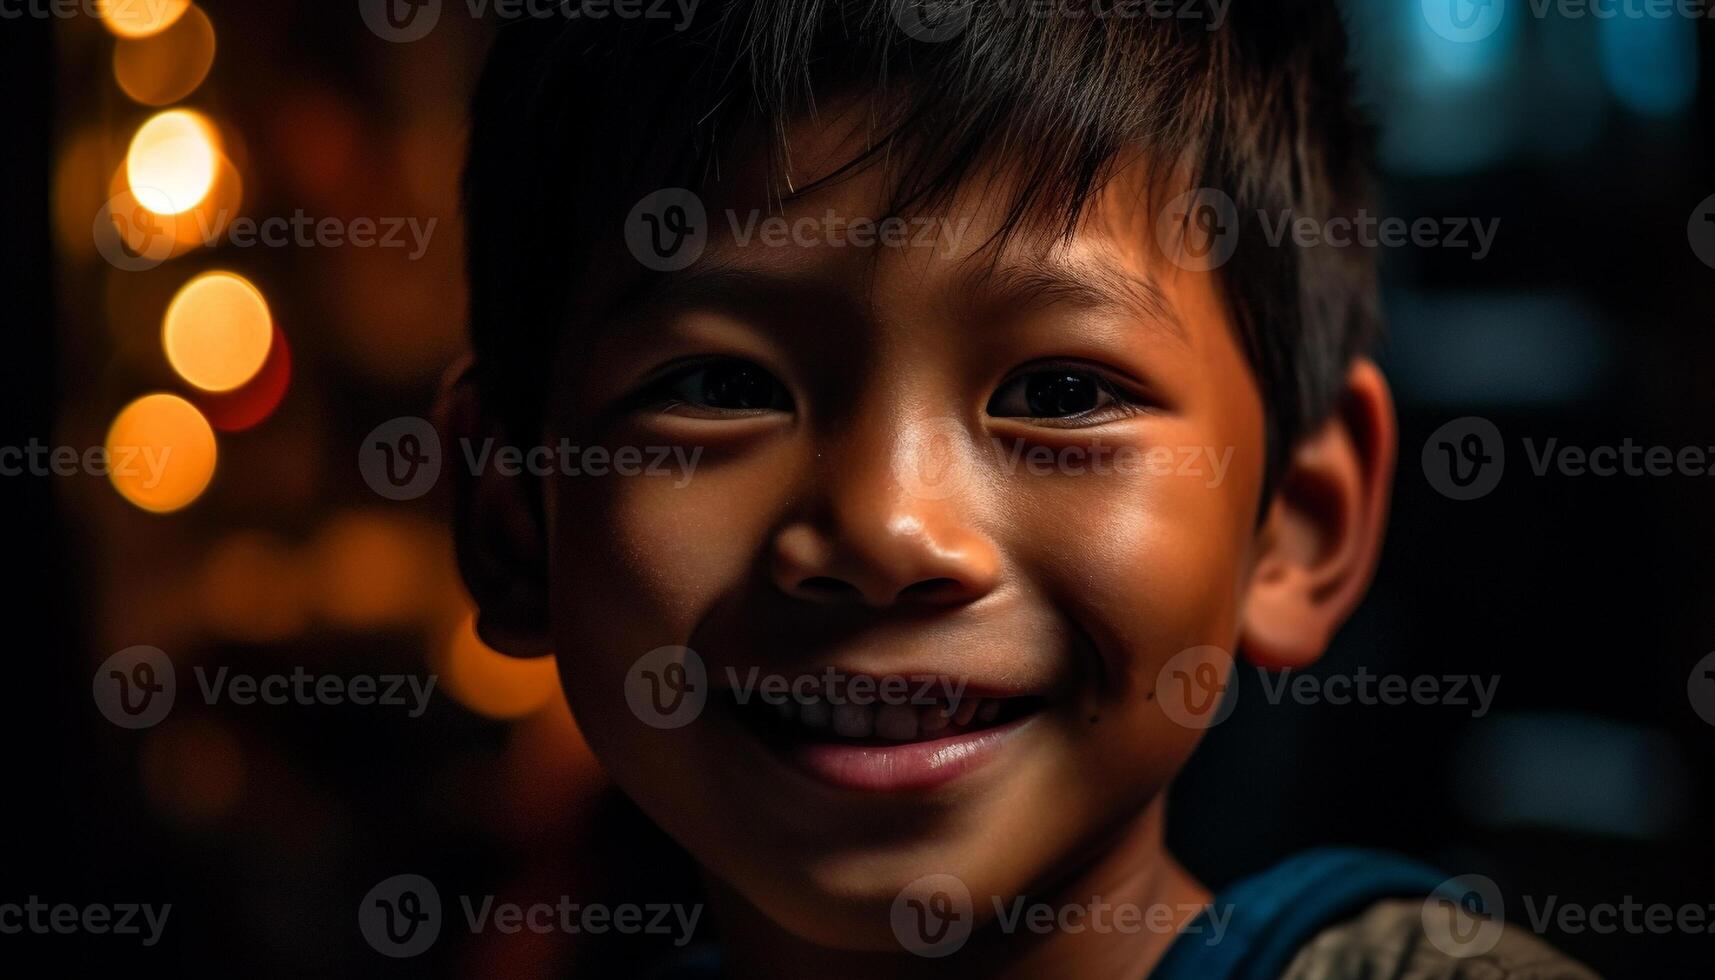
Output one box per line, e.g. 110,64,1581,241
448,2,1596,975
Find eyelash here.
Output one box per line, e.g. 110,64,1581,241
637,357,794,417
987,360,1149,427
634,357,1150,426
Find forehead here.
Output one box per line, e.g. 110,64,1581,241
622,106,1219,344
565,91,1240,381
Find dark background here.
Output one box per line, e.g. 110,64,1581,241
7,2,1713,976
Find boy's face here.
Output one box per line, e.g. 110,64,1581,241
540,122,1272,948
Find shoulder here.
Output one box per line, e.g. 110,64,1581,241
1281,898,1602,980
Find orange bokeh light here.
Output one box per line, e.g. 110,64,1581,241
308,513,445,629
106,392,218,513
126,109,219,215
438,614,561,720
113,4,216,106
163,271,273,392
197,530,308,642
101,0,190,38
197,324,291,432
101,148,243,265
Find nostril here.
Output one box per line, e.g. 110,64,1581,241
899,578,965,603
798,576,863,602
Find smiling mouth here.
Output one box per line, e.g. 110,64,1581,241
727,686,1049,792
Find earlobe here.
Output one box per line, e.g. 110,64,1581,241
1240,359,1395,670
439,358,555,658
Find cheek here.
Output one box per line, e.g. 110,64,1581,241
553,455,789,644
545,459,796,840
1010,439,1259,684
997,376,1264,797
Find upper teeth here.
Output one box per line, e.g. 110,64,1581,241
769,695,999,741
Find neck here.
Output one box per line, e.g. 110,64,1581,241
708,797,1210,980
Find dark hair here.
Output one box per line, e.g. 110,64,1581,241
462,0,1379,483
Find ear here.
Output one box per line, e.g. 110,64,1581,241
1240,358,1396,670
438,358,554,658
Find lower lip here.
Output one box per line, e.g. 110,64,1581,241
770,714,1035,793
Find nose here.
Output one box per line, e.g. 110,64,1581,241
770,421,1002,609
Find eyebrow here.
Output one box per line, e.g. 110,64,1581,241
604,259,838,327
967,256,1188,345
606,259,752,317
604,252,1187,345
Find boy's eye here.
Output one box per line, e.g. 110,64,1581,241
651,359,793,414
987,367,1134,424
